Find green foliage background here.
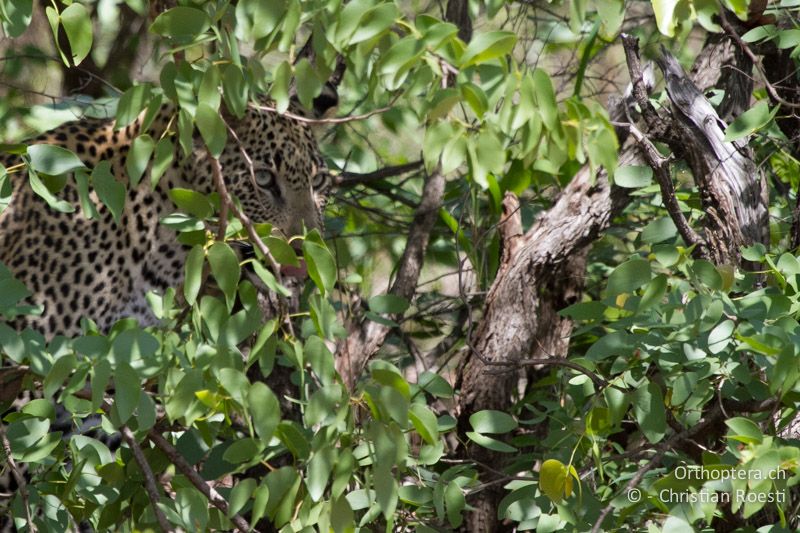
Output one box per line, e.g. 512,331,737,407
0,0,799,531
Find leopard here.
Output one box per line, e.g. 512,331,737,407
0,96,335,339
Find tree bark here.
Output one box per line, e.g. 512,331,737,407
454,36,745,532
335,170,445,389
655,48,769,265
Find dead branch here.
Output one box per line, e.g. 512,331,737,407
336,161,424,187
335,169,446,389
147,431,251,532
0,424,36,533
121,426,174,533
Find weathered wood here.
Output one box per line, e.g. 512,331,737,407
454,37,746,532
656,48,768,264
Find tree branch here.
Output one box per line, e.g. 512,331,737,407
0,423,36,533
147,431,252,532
335,169,446,389
336,160,423,187
121,426,174,533
622,122,708,252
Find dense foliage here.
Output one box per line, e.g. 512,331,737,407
1,0,800,531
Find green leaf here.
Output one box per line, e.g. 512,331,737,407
92,161,126,224
229,479,257,517
409,404,439,445
126,135,154,188
374,465,398,519
460,82,489,117
150,6,211,44
460,31,517,67
184,245,205,305
307,446,336,502
295,59,322,110
264,236,299,266
196,103,228,158
116,84,152,128
418,371,453,398
350,3,398,44
445,481,465,527
248,382,280,444
28,169,74,213
615,165,653,188
151,137,174,188
596,0,625,39
198,64,221,111
270,61,291,114
741,24,777,43
638,274,668,311
607,258,651,298
465,431,517,452
303,240,336,296
539,459,574,503
468,129,505,189
43,354,76,398
725,417,763,444
692,259,722,290
169,188,213,219
641,217,678,244
1,0,33,37
368,294,409,314
222,64,248,118
27,144,85,175
652,0,685,37
708,319,734,354
207,242,240,310
60,3,92,65
235,0,285,40
469,410,518,434
223,438,263,463
379,37,424,90
251,261,291,297
723,101,777,142
137,391,156,431
632,382,666,443
0,277,30,311
251,482,270,524
331,495,354,532
114,362,140,426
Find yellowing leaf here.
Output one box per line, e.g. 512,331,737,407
539,459,573,503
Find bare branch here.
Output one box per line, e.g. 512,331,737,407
250,103,393,125
0,424,36,533
121,426,174,533
207,146,295,336
622,122,708,252
147,431,252,532
336,161,424,187
336,169,446,389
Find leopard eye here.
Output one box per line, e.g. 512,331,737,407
255,168,277,190
311,171,329,191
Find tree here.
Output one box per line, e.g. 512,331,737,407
1,0,799,531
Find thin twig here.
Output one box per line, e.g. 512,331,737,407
717,11,800,110
620,121,708,252
336,160,424,186
206,147,295,337
250,103,393,125
147,431,252,532
336,169,447,389
121,426,174,533
0,424,36,532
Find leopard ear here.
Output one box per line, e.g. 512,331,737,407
290,43,344,119
311,82,338,118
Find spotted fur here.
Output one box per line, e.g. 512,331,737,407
0,103,331,337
